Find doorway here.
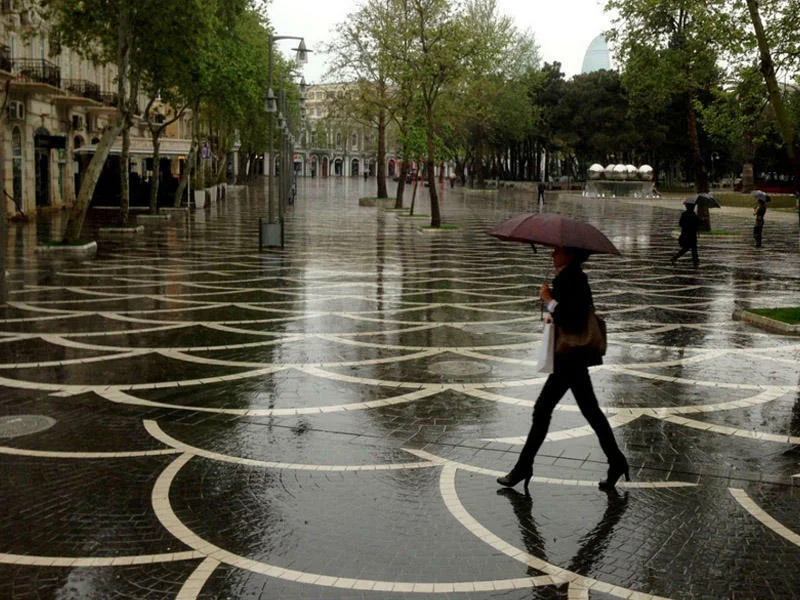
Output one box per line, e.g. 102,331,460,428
34,128,51,207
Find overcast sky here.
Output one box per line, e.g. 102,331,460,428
267,0,613,84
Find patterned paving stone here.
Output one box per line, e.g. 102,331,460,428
1,180,799,598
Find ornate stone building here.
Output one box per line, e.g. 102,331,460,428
296,83,401,178
1,2,193,217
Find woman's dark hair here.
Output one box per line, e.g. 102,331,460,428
565,248,590,265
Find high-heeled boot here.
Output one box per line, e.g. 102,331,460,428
598,457,629,491
496,466,533,494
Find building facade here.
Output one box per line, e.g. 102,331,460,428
1,3,193,217
295,83,402,178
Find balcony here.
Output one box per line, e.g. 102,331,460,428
87,91,120,115
63,79,103,103
13,58,61,89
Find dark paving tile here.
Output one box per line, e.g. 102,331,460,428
172,460,532,583
0,561,198,600
1,182,799,599
0,455,188,557
0,337,118,364
3,353,251,386
137,370,412,411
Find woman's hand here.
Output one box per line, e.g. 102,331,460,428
540,283,553,303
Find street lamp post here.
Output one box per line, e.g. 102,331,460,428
263,34,309,248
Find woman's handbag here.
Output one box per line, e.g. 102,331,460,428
555,309,607,359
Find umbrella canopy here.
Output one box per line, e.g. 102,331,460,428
751,190,771,202
489,213,621,255
684,193,721,208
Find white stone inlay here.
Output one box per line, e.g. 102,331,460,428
730,488,800,548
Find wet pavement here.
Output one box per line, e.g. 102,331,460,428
1,179,799,599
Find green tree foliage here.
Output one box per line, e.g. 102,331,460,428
606,0,739,229
326,0,399,199
48,0,144,239
551,70,638,177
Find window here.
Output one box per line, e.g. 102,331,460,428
336,132,342,146
351,133,357,147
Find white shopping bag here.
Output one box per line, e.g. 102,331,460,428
536,322,555,374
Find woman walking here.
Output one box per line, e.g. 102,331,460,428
497,246,629,493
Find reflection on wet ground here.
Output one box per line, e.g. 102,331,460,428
0,178,798,599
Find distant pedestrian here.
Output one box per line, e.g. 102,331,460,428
753,198,767,248
537,181,545,204
449,172,456,188
671,201,700,267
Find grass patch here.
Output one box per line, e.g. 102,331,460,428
699,229,737,235
421,224,460,230
749,307,800,324
714,192,796,209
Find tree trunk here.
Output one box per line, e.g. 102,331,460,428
746,0,800,194
426,105,440,228
475,130,484,188
116,8,132,227
0,113,7,304
63,120,125,243
395,159,407,209
149,131,162,214
409,171,418,216
173,100,200,207
119,124,131,226
686,91,710,230
377,109,388,199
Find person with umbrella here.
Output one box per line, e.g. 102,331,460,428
670,195,706,267
489,214,629,493
752,190,769,248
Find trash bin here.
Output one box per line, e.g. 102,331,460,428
259,218,283,249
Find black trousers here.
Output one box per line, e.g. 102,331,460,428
671,243,698,265
753,224,763,247
514,367,625,471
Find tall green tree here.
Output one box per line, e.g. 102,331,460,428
326,0,399,199
740,0,800,191
137,0,220,213
398,0,466,227
552,70,638,177
606,0,736,229
48,0,142,240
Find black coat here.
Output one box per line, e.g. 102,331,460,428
678,210,700,247
551,261,601,369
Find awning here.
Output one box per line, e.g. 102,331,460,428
75,136,193,158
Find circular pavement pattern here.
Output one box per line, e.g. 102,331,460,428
0,180,798,599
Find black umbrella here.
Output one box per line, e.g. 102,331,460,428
751,190,771,202
684,193,721,208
